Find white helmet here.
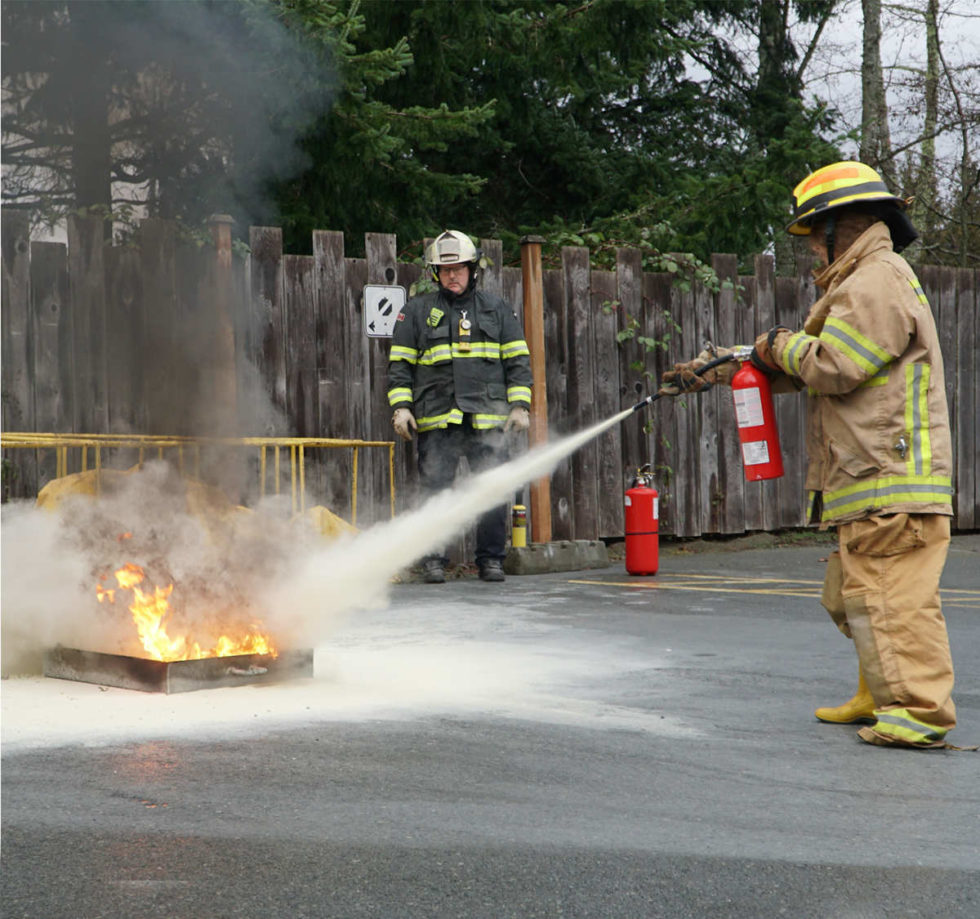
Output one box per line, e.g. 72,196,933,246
425,230,482,294
424,229,479,269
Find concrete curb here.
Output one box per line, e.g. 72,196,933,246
504,539,610,575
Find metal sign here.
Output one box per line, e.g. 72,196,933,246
362,285,405,338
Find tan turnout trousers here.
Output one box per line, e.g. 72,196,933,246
821,513,955,746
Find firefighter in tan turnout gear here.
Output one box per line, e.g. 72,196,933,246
387,230,532,583
667,162,956,749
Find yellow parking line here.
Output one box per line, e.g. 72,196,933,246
661,573,824,586
568,574,980,607
568,578,822,598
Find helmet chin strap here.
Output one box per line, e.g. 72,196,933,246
824,213,837,265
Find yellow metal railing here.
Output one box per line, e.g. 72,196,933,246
0,433,396,525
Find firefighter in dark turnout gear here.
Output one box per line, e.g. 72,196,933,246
387,230,532,583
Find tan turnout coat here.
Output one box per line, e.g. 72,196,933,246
769,222,953,525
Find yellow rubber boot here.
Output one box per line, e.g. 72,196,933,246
815,669,876,724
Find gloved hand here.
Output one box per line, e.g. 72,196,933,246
503,405,530,433
660,345,738,394
391,407,417,441
749,329,786,375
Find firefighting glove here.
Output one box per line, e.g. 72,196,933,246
391,407,417,441
660,345,738,394
503,405,530,433
749,329,787,376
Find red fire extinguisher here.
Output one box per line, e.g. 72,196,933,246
730,350,784,481
624,465,658,576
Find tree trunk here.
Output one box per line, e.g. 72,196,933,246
914,0,940,240
860,0,893,175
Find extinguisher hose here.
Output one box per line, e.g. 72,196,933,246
630,352,738,414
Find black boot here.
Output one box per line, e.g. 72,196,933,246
422,559,445,583
478,559,505,582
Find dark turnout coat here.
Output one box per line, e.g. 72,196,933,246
387,287,532,432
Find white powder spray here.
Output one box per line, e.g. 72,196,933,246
258,407,635,644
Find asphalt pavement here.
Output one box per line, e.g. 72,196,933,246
3,534,979,918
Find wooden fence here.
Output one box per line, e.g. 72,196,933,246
3,211,977,545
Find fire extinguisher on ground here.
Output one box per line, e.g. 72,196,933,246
624,465,658,576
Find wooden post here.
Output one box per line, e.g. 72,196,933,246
520,235,552,543
209,214,238,434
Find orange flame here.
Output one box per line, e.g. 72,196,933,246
97,563,277,662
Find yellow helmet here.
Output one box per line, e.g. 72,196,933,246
787,161,905,236
424,230,479,268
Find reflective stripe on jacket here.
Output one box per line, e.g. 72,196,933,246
387,288,532,433
768,222,952,525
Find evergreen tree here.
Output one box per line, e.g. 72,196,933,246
346,0,841,266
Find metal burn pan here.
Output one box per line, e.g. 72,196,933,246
43,646,314,694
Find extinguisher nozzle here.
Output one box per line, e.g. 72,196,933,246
631,393,660,414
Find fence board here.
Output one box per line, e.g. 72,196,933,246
179,243,214,436
922,265,957,526
67,215,108,436
543,265,572,539
313,231,353,519
283,255,318,440
974,270,980,530
2,211,36,497
670,279,700,538
480,238,503,297
248,227,286,418
954,268,976,529
139,219,177,435
30,241,70,489
693,271,722,535
646,271,676,534
103,244,142,434
591,269,623,538
563,246,599,538
502,266,523,321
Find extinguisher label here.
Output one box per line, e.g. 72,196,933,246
733,387,765,428
653,497,659,519
741,439,771,466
